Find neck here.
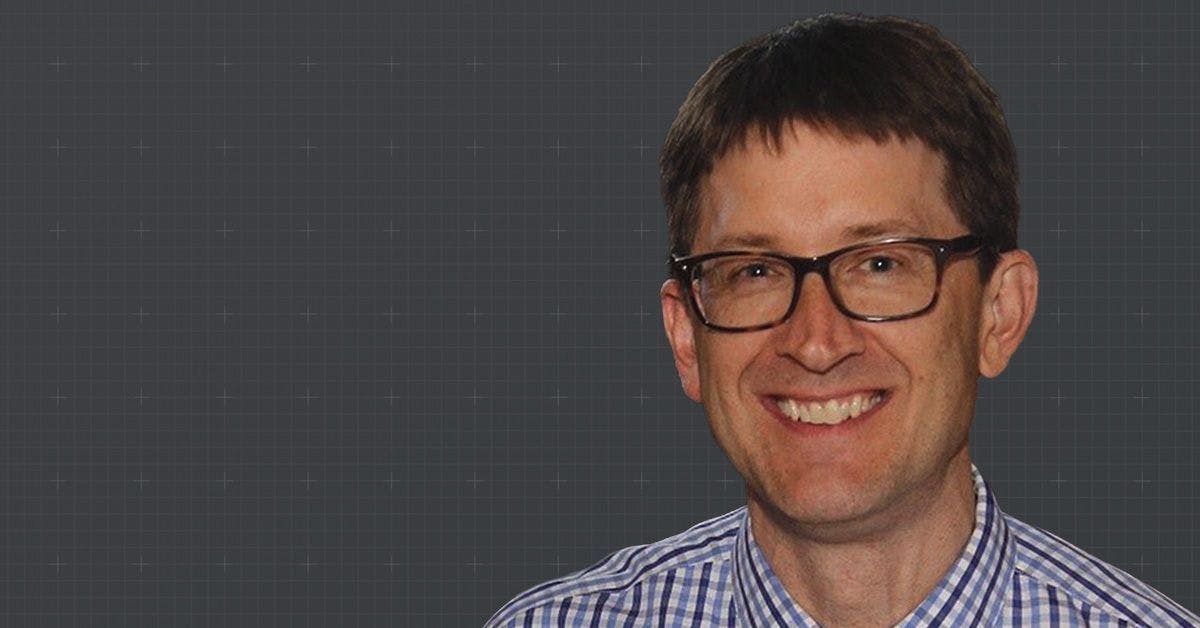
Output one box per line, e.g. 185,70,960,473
746,453,976,628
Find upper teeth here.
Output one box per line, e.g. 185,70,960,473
776,392,883,425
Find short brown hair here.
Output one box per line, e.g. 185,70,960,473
660,13,1018,279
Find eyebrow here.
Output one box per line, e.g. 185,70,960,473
712,233,777,249
712,218,924,250
841,219,925,240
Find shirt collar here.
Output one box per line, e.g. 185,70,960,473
731,464,1015,627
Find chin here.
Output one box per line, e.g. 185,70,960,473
759,473,899,530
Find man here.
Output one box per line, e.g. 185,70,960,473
486,13,1198,627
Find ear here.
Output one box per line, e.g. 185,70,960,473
660,279,704,402
978,249,1039,378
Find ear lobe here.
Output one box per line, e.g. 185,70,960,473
660,279,704,402
978,250,1039,378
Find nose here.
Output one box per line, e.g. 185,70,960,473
773,271,866,373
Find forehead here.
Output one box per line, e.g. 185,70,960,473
696,123,962,253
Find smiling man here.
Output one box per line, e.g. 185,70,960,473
486,13,1198,627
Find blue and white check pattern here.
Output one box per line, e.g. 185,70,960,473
486,466,1198,627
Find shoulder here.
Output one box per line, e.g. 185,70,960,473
1004,513,1199,627
483,507,744,628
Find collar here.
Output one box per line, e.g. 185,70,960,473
731,465,1015,627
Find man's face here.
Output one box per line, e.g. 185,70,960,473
662,123,992,532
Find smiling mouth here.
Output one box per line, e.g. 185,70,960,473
771,390,887,426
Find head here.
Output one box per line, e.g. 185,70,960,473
658,14,1038,537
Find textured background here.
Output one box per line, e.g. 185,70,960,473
1,2,1198,626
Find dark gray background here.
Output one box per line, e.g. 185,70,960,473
1,2,1198,626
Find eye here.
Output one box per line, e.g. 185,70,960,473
861,255,904,273
739,261,773,278
698,255,789,290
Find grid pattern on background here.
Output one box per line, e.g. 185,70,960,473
0,2,1197,626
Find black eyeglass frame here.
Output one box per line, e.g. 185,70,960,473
669,235,985,332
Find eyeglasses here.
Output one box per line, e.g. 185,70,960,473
669,235,984,332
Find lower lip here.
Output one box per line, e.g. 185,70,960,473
760,392,889,437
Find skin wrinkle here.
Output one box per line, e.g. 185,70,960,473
661,121,1038,627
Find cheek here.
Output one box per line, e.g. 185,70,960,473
887,298,982,398
941,270,986,357
944,298,984,371
913,275,983,362
922,304,984,411
694,336,762,408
